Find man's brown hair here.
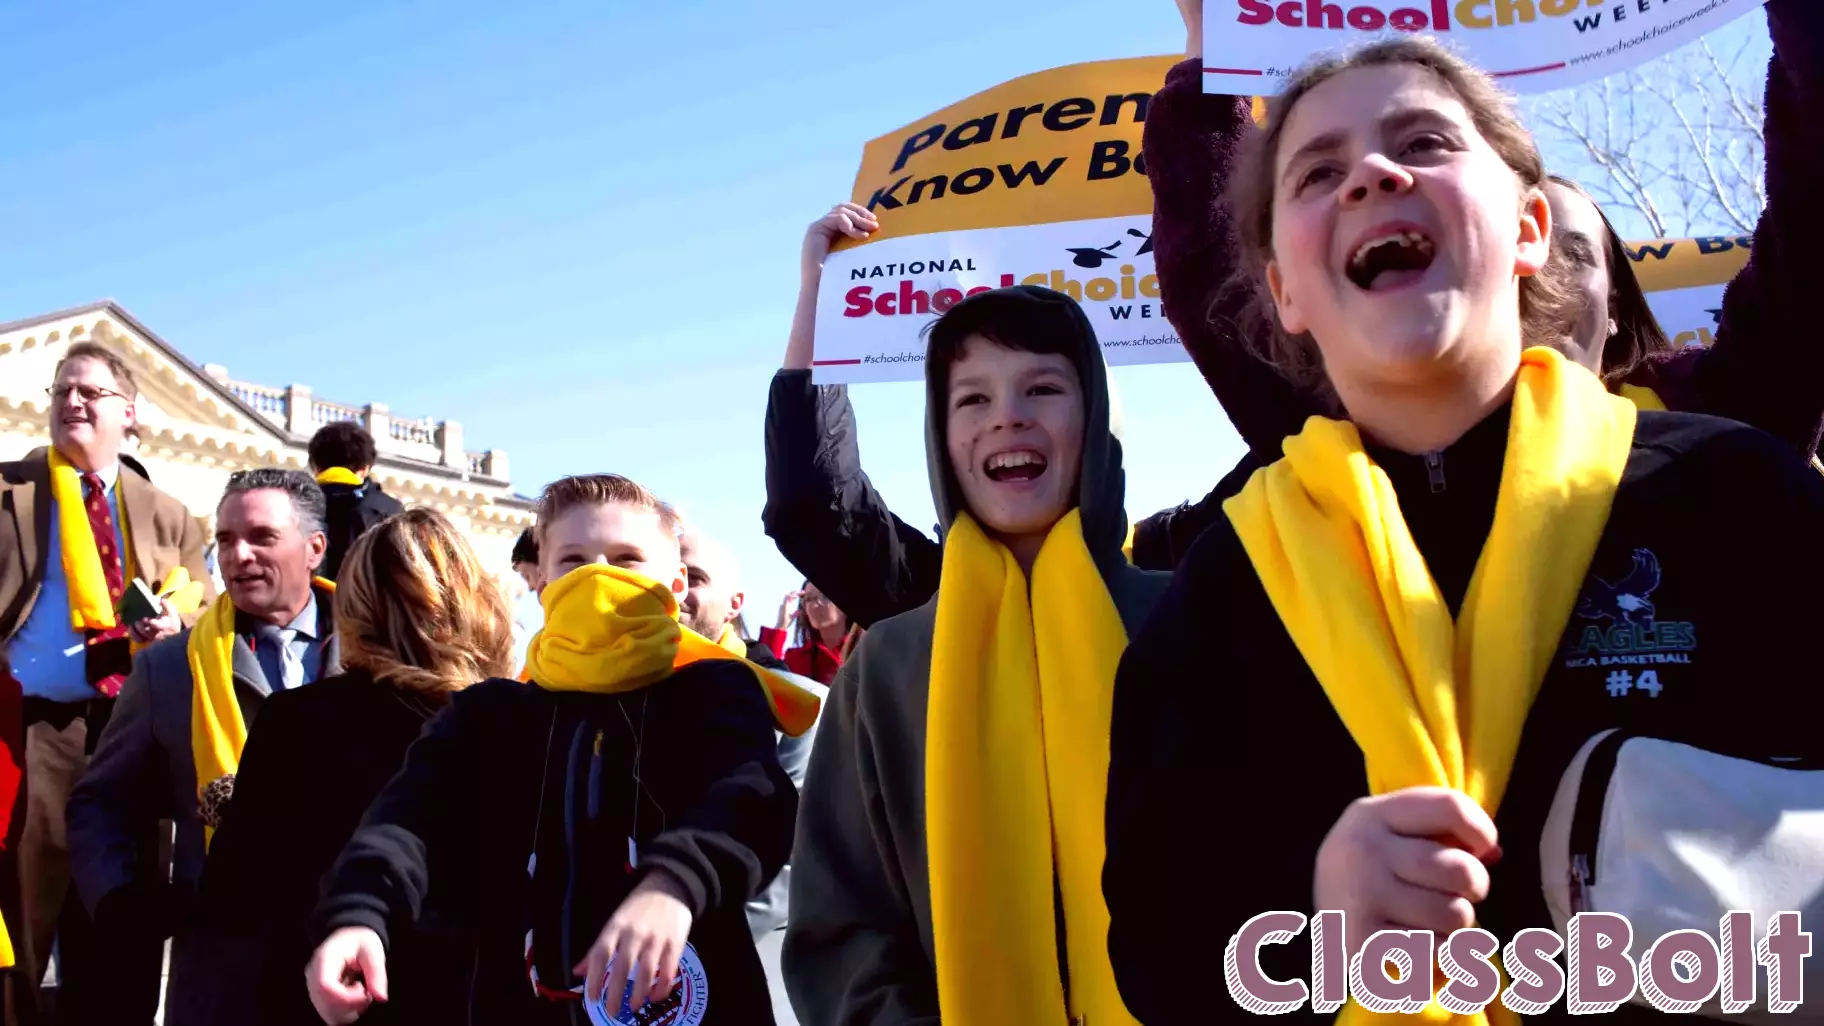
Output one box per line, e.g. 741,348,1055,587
54,341,139,399
533,473,681,546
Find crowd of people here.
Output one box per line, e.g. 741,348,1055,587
0,0,1818,1022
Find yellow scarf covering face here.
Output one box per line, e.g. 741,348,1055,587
926,508,1138,1026
1224,347,1635,1025
314,467,365,486
189,577,334,848
523,563,820,736
47,448,131,631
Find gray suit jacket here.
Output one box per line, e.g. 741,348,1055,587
67,597,341,919
746,671,829,940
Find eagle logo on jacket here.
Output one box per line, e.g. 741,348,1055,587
1575,549,1660,628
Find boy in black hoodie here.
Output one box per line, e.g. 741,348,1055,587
784,286,1167,1024
305,474,810,1025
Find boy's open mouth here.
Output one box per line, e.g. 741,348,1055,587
983,449,1048,483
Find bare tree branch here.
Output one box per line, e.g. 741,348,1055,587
1522,26,1767,239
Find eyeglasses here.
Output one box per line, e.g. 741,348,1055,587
47,384,128,406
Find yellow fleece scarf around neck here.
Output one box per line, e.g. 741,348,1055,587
524,563,820,736
1616,382,1667,411
189,577,334,848
1224,347,1635,1025
314,467,365,486
48,448,133,631
926,508,1138,1026
714,623,748,658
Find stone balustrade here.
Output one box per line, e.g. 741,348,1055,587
0,303,534,576
212,369,507,480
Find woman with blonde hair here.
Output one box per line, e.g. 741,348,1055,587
181,507,514,1025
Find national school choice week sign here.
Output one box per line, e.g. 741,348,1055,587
811,57,1752,385
1226,910,1811,1016
1203,0,1766,97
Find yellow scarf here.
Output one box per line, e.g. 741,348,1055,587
524,564,820,736
1224,347,1634,1024
314,467,364,486
189,578,334,847
1615,382,1667,411
926,509,1137,1026
714,624,748,658
47,449,133,631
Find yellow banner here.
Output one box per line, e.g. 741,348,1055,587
840,55,1745,288
818,56,1750,382
841,56,1179,247
1625,233,1751,292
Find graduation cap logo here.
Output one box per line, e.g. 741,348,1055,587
1066,229,1153,268
1067,240,1124,268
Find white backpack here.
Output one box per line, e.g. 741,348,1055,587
1540,729,1824,1021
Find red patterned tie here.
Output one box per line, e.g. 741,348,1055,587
81,473,131,698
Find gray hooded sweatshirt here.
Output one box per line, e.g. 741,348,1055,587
782,286,1170,1024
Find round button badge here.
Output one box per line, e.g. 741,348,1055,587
584,942,709,1026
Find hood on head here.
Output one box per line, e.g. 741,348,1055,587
921,284,1130,577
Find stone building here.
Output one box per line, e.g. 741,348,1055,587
0,301,535,585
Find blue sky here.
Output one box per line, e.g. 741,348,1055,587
0,2,1769,626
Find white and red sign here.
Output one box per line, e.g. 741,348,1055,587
814,57,1751,385
815,216,1186,384
1203,0,1766,97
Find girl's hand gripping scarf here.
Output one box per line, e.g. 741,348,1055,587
524,563,820,736
189,576,335,849
926,508,1139,1026
1223,346,1636,1025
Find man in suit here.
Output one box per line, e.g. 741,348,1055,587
0,341,210,1022
67,468,337,1024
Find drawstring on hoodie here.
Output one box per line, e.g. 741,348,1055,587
559,718,591,983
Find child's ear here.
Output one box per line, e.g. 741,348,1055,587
1266,258,1308,336
1515,188,1552,277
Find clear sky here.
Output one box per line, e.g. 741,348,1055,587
0,2,1769,628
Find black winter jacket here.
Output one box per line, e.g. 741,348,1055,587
182,673,468,1026
313,666,795,1024
1105,407,1824,1024
319,476,405,582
